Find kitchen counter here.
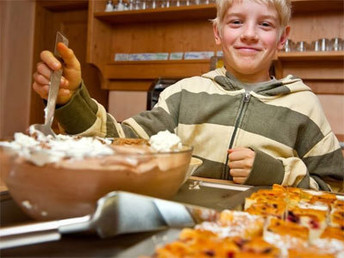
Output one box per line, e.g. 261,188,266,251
0,177,261,257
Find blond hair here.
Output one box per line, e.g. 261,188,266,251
213,0,292,35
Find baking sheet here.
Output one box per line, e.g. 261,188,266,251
117,228,181,257
172,179,265,211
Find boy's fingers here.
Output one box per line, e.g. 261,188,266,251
57,42,80,69
60,77,69,88
232,177,246,184
228,148,255,161
40,51,61,70
33,71,50,85
230,167,249,176
32,82,49,100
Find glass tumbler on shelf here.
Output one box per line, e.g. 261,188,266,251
159,0,166,8
161,0,171,7
283,39,294,52
142,0,147,9
318,38,330,51
146,0,157,9
172,0,181,7
330,37,343,51
105,0,114,11
134,0,141,10
312,39,320,51
116,0,126,11
128,0,134,10
295,41,308,52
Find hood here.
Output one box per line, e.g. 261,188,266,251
201,67,312,97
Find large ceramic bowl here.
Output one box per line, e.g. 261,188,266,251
2,144,193,221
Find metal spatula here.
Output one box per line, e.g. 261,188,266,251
0,191,219,249
29,31,69,137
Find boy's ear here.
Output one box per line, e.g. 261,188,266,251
277,25,291,50
213,23,222,45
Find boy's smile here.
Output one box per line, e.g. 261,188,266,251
214,0,289,83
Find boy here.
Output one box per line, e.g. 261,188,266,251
32,0,343,191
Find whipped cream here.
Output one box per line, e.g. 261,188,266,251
0,131,114,166
0,129,184,166
149,130,182,152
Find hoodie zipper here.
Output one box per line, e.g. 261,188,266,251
222,91,251,180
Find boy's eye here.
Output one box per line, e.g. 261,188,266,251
261,22,271,27
229,19,242,26
260,21,276,29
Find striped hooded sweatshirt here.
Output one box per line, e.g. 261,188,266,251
55,67,343,191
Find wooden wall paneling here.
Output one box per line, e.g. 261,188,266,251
291,0,343,13
105,80,154,91
87,0,113,80
317,94,344,140
1,0,35,139
104,60,211,80
305,80,344,95
91,0,107,12
36,0,88,11
110,20,217,55
108,90,148,122
30,4,55,126
289,11,343,42
279,60,343,80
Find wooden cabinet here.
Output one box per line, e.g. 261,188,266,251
274,0,344,96
88,0,343,139
87,2,219,91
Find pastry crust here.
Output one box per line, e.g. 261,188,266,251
112,138,149,146
155,185,344,257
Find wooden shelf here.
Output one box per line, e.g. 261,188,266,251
278,51,344,61
94,0,343,24
94,4,216,23
275,51,344,82
37,0,88,11
291,0,343,13
104,60,211,79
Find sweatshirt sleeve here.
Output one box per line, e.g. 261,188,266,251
54,81,175,139
245,136,343,191
55,82,122,138
244,148,285,186
244,148,316,189
301,131,344,191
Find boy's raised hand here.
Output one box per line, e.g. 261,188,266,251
32,42,82,105
228,147,256,184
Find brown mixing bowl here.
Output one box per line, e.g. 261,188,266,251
2,145,193,221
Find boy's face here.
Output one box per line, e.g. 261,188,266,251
214,0,289,82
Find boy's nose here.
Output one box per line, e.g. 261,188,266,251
240,25,258,42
